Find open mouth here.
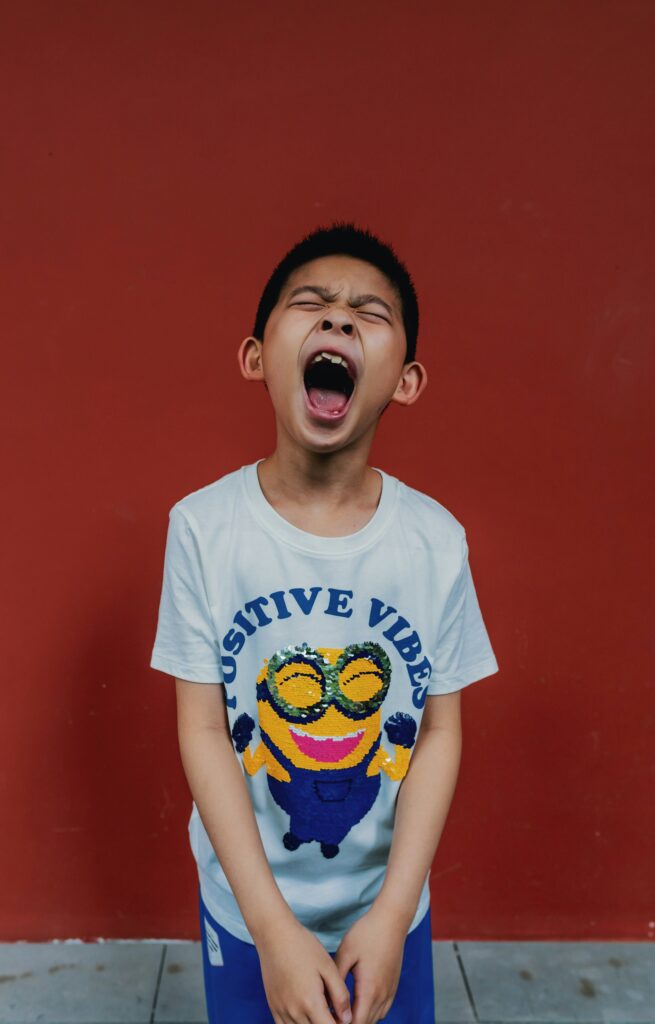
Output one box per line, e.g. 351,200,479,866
289,724,364,762
303,351,356,418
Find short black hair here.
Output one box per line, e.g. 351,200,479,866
252,221,419,362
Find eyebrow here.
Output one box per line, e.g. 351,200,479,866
287,284,395,318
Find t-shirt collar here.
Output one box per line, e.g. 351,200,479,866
240,459,398,556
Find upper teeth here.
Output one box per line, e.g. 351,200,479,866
289,726,364,742
311,351,350,371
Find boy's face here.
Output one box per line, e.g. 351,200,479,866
239,254,426,454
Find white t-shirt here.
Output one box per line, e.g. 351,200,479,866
150,460,499,951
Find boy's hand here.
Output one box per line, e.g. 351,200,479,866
332,904,406,1024
256,916,352,1024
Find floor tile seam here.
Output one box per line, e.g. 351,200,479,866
149,944,167,1024
452,940,480,1022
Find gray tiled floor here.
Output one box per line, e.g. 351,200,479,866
458,941,655,1024
0,940,652,1023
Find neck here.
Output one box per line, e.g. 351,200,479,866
258,418,380,509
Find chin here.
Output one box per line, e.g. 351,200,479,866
289,418,356,454
299,431,354,455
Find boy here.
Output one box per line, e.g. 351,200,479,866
150,222,499,1024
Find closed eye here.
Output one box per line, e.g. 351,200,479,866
291,301,389,323
358,310,389,322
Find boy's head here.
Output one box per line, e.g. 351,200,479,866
238,221,427,454
252,221,419,363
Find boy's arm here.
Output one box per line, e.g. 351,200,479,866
175,677,353,1024
373,689,463,929
174,677,297,941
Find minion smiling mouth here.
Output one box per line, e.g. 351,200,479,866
289,724,364,762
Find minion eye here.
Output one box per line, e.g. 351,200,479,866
274,658,323,709
339,657,385,701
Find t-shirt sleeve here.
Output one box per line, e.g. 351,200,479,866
150,504,225,684
427,532,499,695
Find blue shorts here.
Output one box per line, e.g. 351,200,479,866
198,886,435,1023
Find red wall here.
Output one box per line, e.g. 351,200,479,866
2,1,653,940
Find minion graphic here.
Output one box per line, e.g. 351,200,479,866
230,641,417,858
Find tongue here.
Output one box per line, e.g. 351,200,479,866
307,387,348,413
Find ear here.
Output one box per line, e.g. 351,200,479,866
237,335,265,382
389,360,428,406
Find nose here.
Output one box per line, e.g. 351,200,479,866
321,311,354,337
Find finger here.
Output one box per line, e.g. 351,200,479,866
349,984,375,1024
369,998,387,1024
271,1003,292,1023
332,948,356,984
303,994,345,1024
284,1010,310,1024
323,964,352,1024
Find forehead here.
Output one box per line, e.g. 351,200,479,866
282,255,400,309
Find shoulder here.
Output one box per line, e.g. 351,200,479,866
168,464,245,533
394,475,466,552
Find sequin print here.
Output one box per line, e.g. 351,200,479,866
230,642,418,858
